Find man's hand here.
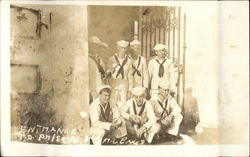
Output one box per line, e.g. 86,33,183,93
130,115,141,124
161,115,173,126
169,91,175,98
104,71,112,80
110,118,122,130
127,91,132,100
136,126,147,138
140,116,148,125
113,118,122,127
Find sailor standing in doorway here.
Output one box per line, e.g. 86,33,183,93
107,40,133,108
98,41,110,84
89,36,106,81
129,40,149,91
148,44,175,98
88,36,103,102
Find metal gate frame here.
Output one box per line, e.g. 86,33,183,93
136,6,186,105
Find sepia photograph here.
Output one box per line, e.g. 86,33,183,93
1,0,249,156
87,5,203,145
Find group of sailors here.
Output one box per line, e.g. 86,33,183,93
88,36,183,145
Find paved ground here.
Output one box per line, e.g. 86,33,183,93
159,127,218,145
190,127,218,144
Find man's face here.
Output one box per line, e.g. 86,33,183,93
89,43,99,55
117,46,127,56
131,45,140,56
99,90,111,105
99,46,107,55
134,95,144,107
159,88,169,99
156,50,166,58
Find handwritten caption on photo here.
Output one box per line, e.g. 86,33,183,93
15,125,88,144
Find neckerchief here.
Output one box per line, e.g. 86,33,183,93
90,56,106,79
114,55,128,79
132,56,142,77
156,59,166,78
157,99,169,118
132,100,146,116
99,103,111,122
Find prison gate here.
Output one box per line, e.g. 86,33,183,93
137,6,186,104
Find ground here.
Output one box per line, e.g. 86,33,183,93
158,127,218,145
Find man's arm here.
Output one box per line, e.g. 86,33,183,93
143,101,157,129
149,99,161,122
127,61,134,91
120,100,131,120
106,56,113,73
89,104,111,130
142,57,149,89
169,62,176,92
111,104,121,120
169,97,181,117
100,58,106,71
147,60,154,90
148,60,154,81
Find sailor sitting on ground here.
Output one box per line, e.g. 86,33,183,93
150,81,183,143
89,85,123,145
121,86,160,144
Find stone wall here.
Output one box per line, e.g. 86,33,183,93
10,4,89,144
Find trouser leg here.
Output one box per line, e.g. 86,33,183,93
112,118,128,138
167,114,183,136
89,127,106,145
111,89,127,109
125,120,137,138
119,90,127,108
144,123,161,144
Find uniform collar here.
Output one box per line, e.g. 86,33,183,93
166,94,173,100
96,97,108,110
132,98,145,107
156,94,165,103
155,56,167,61
115,53,127,61
128,54,140,61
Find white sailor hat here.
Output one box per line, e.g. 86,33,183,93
130,40,141,46
153,44,166,51
131,87,145,96
100,42,109,49
158,81,170,90
89,36,101,44
117,40,129,47
96,85,111,94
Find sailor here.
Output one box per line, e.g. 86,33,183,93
88,36,103,102
148,44,175,98
107,40,133,108
89,36,106,81
99,41,109,54
121,87,160,144
89,85,123,145
149,81,183,142
129,40,149,90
